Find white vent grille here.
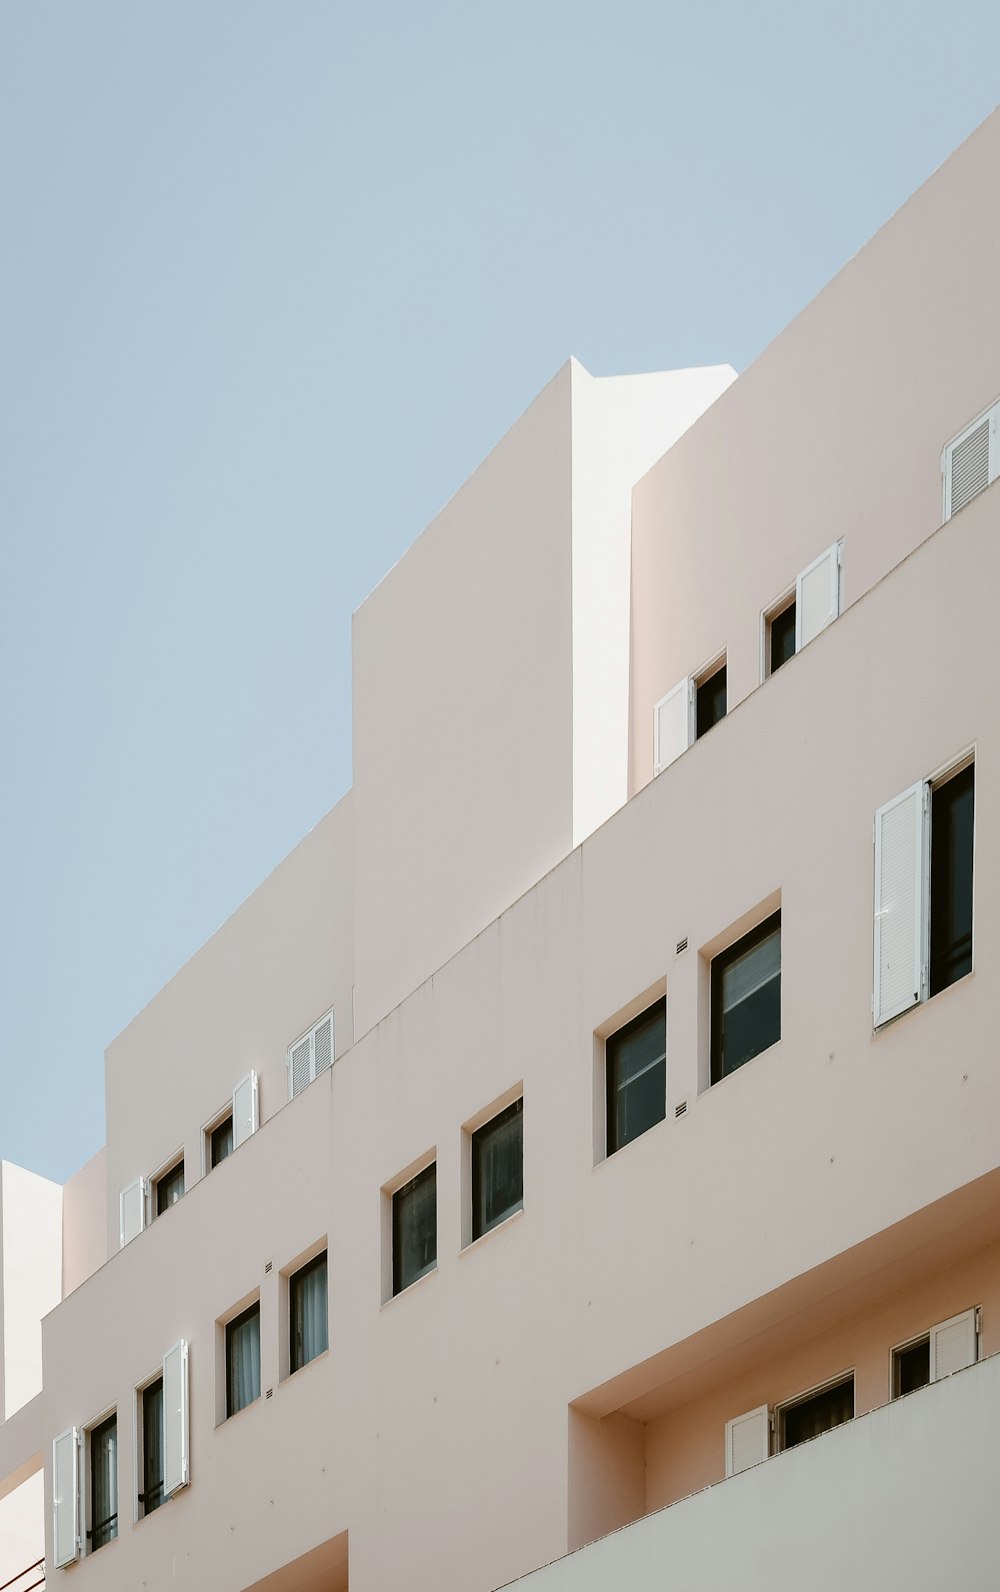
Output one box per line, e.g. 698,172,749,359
52,1427,80,1567
874,782,928,1028
288,1009,336,1099
725,1405,769,1477
674,1100,687,1119
163,1339,189,1496
945,403,999,520
675,936,688,956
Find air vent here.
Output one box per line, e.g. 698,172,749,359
944,402,998,520
265,1388,273,1400
264,1260,272,1274
675,1100,688,1119
675,936,688,956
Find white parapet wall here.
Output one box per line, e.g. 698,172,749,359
505,1352,1000,1592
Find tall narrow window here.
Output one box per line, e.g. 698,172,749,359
392,1164,437,1296
472,1098,523,1239
141,1378,164,1517
767,600,796,675
89,1414,118,1552
290,1253,329,1373
711,913,781,1083
210,1114,234,1169
606,999,667,1154
155,1159,184,1216
226,1303,261,1417
695,663,726,738
930,763,974,996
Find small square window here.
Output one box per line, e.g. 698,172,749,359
711,912,781,1084
778,1375,853,1452
226,1302,261,1417
766,599,796,676
472,1098,523,1240
89,1413,118,1552
392,1164,437,1296
695,662,726,739
892,1337,930,1398
289,1253,329,1373
606,998,666,1155
154,1159,184,1216
139,1378,164,1517
210,1114,234,1169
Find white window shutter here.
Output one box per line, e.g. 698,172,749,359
232,1071,259,1148
930,1308,978,1381
120,1176,147,1248
874,782,929,1028
653,677,694,775
289,1036,312,1099
162,1339,190,1496
52,1427,81,1567
944,403,998,520
314,1012,334,1076
795,542,842,650
725,1405,769,1477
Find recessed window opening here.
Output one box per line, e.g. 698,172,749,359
226,1302,261,1417
892,1337,930,1398
778,1375,853,1452
930,761,974,996
695,661,727,739
210,1113,234,1169
89,1413,118,1552
140,1378,164,1517
472,1098,523,1240
392,1163,437,1296
290,1253,329,1373
606,998,666,1154
154,1159,184,1216
766,597,796,677
711,913,781,1084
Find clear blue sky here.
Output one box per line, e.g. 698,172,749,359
2,2,998,1184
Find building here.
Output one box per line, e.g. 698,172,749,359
1,104,999,1592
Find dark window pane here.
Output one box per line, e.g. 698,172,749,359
782,1377,853,1450
392,1164,437,1295
696,666,727,738
711,914,781,1083
211,1116,234,1168
290,1253,329,1372
472,1099,523,1239
894,1338,930,1397
770,603,796,674
607,999,666,1154
142,1378,164,1516
930,764,974,996
90,1414,118,1551
156,1160,184,1215
226,1303,261,1417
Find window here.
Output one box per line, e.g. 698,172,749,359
766,597,796,676
943,400,999,520
606,999,666,1155
89,1413,118,1552
290,1253,329,1373
226,1303,261,1417
892,1308,979,1397
695,662,726,739
472,1098,523,1239
711,912,781,1083
874,758,974,1028
154,1158,184,1216
288,1010,335,1099
778,1375,853,1451
392,1163,437,1296
764,542,842,678
140,1378,164,1517
210,1114,234,1169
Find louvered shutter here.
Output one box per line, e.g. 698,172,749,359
930,1308,978,1381
120,1176,147,1248
163,1339,190,1496
874,782,928,1028
725,1405,769,1477
232,1071,259,1148
289,1036,312,1099
653,677,694,775
314,1012,333,1076
52,1427,80,1567
795,542,842,650
944,404,998,520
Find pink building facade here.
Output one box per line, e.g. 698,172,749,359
2,105,1000,1591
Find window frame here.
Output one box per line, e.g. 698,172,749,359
153,1156,185,1218
694,656,727,740
87,1409,118,1555
775,1371,854,1454
225,1300,262,1419
391,1161,438,1298
605,997,667,1156
762,587,796,680
470,1096,524,1242
137,1373,165,1520
205,1108,234,1172
710,910,781,1085
288,1251,329,1375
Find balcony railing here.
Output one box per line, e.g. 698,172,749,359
0,1559,45,1592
